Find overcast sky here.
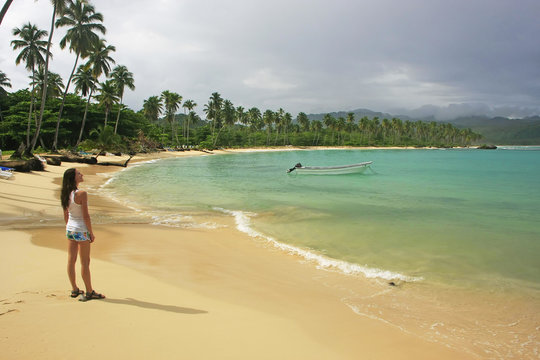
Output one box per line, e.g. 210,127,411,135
1,0,539,120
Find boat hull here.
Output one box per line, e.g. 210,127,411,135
292,161,372,175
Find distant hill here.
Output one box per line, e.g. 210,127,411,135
305,109,540,145
306,108,412,122
448,116,540,145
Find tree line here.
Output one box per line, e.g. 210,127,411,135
0,0,481,155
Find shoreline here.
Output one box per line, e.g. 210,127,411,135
1,149,537,359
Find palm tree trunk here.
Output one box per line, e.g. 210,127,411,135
26,95,34,147
169,118,174,143
186,116,190,146
26,70,37,148
114,94,123,134
213,125,225,147
104,109,109,127
0,0,14,26
32,4,57,152
77,87,94,146
53,52,80,150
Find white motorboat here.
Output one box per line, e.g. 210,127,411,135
287,161,373,175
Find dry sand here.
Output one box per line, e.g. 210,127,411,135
0,151,475,359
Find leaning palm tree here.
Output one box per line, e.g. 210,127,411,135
160,90,182,144
182,99,196,145
11,23,50,149
73,64,95,145
96,80,119,128
143,95,162,123
52,0,105,150
0,0,14,26
110,65,134,134
33,0,70,152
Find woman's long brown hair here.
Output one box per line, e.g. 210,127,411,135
61,168,77,210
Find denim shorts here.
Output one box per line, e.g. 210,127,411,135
66,230,91,242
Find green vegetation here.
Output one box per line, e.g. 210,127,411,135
0,0,480,155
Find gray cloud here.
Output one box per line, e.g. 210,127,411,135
1,0,539,119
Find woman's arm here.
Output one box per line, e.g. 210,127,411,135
78,191,95,242
63,207,69,224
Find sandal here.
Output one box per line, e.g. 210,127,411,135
79,290,106,302
70,289,84,298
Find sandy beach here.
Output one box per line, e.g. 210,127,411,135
0,150,489,359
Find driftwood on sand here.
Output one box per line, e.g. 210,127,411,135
1,153,133,173
0,157,45,172
96,154,133,167
44,155,98,164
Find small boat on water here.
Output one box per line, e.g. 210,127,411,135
287,161,373,175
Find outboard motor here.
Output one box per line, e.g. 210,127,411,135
287,163,302,173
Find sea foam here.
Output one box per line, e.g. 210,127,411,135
215,207,423,283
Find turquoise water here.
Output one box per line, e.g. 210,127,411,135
104,148,540,291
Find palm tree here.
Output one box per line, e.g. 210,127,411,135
143,96,162,124
311,120,322,145
323,114,336,144
247,107,261,129
30,67,65,100
75,38,115,144
33,0,70,152
11,23,50,148
87,39,115,81
52,0,105,150
220,99,235,146
346,112,355,142
96,80,119,128
110,65,134,134
0,70,11,137
336,117,346,145
160,90,182,144
182,99,196,145
262,110,274,145
0,70,11,94
282,112,292,145
73,64,95,145
359,116,369,144
246,107,261,145
208,92,222,141
297,112,309,132
90,124,121,156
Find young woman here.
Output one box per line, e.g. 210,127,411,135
61,168,105,301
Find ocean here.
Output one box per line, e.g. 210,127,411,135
103,147,540,292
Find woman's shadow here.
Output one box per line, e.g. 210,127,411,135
103,298,207,314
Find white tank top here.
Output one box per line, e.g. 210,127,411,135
66,190,88,232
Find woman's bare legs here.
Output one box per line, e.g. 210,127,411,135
79,241,93,294
67,240,79,291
